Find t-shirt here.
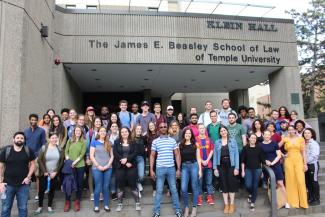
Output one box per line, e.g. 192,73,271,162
196,136,214,168
207,123,220,144
180,144,197,163
227,123,246,152
91,140,110,169
218,108,237,126
136,113,156,135
198,111,212,127
119,111,132,129
151,136,178,168
259,141,279,164
241,145,265,169
45,146,60,172
131,113,140,126
0,146,36,186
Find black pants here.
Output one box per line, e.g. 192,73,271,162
218,158,238,193
38,175,58,207
116,166,139,202
305,162,320,201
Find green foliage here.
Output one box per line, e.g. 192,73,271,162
287,0,325,118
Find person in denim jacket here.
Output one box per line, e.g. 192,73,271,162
213,126,239,214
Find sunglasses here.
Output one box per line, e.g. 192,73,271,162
160,126,167,129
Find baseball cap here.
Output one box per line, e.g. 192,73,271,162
141,101,150,106
86,106,94,111
167,105,174,110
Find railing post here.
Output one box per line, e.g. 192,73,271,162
263,165,278,217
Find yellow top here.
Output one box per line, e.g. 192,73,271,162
283,136,305,158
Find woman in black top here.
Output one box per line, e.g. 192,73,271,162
241,134,265,211
179,129,202,217
113,127,140,212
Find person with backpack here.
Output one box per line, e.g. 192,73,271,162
0,132,36,217
218,99,237,126
198,101,213,127
118,100,133,130
34,133,64,215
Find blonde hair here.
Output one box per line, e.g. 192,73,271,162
71,126,85,143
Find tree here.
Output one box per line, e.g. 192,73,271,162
287,0,325,118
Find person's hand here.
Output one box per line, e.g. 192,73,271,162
176,169,181,179
0,183,7,194
202,160,208,166
50,172,57,179
241,170,245,178
214,169,219,177
97,165,105,171
265,160,272,166
22,177,31,185
304,164,308,172
150,170,156,181
71,161,76,168
234,169,239,176
126,163,132,168
120,158,127,165
44,172,49,177
198,169,202,178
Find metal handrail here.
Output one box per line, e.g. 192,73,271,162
263,165,278,217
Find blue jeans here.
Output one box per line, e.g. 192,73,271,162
199,167,213,195
181,162,199,208
153,167,181,214
1,184,30,217
92,168,112,207
244,168,262,203
136,156,145,183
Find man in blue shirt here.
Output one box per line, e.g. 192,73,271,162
150,122,182,217
24,114,46,201
118,100,133,129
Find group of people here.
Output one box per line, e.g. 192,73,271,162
0,99,321,217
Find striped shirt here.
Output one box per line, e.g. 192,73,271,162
151,135,178,168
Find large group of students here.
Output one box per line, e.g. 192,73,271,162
0,99,321,217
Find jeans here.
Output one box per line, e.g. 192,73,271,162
66,167,85,200
153,166,181,214
110,169,117,194
1,184,30,217
181,162,199,208
199,167,213,195
136,156,145,183
244,168,262,203
92,168,113,207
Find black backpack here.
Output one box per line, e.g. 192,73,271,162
0,145,30,162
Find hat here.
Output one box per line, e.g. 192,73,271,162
280,120,288,124
141,101,150,106
167,105,174,110
86,106,94,111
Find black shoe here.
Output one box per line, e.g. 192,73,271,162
310,200,320,206
175,211,183,217
152,213,160,217
111,193,117,201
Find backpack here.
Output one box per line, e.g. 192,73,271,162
0,145,30,162
117,112,132,123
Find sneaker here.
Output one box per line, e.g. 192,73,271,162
175,211,183,217
310,200,320,206
90,193,94,201
104,206,110,212
34,195,39,201
34,207,42,215
139,191,142,199
207,195,215,205
100,193,104,201
116,203,123,212
136,202,141,211
48,207,54,214
94,207,99,213
285,203,290,209
262,183,268,190
152,213,160,217
152,190,157,197
138,183,143,192
111,193,117,201
247,195,252,203
197,195,203,206
250,203,255,211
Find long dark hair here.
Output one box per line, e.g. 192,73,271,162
119,127,132,145
278,106,290,120
218,125,230,142
108,113,121,128
251,119,265,133
179,128,196,149
49,115,65,138
302,128,317,141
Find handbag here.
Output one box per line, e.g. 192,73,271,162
267,179,286,209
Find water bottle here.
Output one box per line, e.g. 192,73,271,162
45,176,51,193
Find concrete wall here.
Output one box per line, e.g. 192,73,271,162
182,93,228,114
305,118,320,142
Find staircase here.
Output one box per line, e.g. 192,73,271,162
2,142,325,217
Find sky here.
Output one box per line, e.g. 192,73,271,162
56,0,312,18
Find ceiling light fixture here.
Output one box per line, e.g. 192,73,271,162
91,69,97,72
249,70,255,73
94,78,101,81
147,69,153,72
200,70,206,72
144,78,149,81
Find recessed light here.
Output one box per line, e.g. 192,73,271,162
200,70,206,72
249,71,255,73
147,69,153,72
224,86,227,89
94,78,101,81
119,85,124,88
191,79,196,82
235,79,239,82
91,69,97,72
144,78,149,81
184,85,188,88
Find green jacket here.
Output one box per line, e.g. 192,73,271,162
65,139,86,168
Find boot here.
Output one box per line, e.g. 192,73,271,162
64,201,70,212
184,207,189,217
74,199,80,212
223,204,229,214
190,207,197,217
228,204,235,214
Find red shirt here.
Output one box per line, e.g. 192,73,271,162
196,135,214,168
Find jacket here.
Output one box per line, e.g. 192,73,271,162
113,139,138,169
213,138,239,170
37,143,64,177
306,139,320,164
61,160,77,196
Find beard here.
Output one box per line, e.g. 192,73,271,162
15,141,24,147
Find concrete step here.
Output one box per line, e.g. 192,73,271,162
319,155,325,161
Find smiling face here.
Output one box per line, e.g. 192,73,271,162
49,134,58,145
158,123,168,135
135,125,142,136
148,122,156,132
98,127,107,139
53,117,60,127
263,131,271,142
219,127,228,138
184,129,192,141
120,128,129,140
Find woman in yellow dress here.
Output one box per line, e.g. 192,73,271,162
278,125,308,208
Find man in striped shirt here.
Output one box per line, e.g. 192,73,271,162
150,122,182,217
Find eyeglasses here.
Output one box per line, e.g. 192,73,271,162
160,126,167,129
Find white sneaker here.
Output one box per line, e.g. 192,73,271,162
116,203,123,212
152,190,156,197
135,202,141,211
48,207,54,213
285,203,290,209
34,195,39,201
139,191,142,199
138,183,143,192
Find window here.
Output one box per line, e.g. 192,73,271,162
86,5,97,9
66,5,76,9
